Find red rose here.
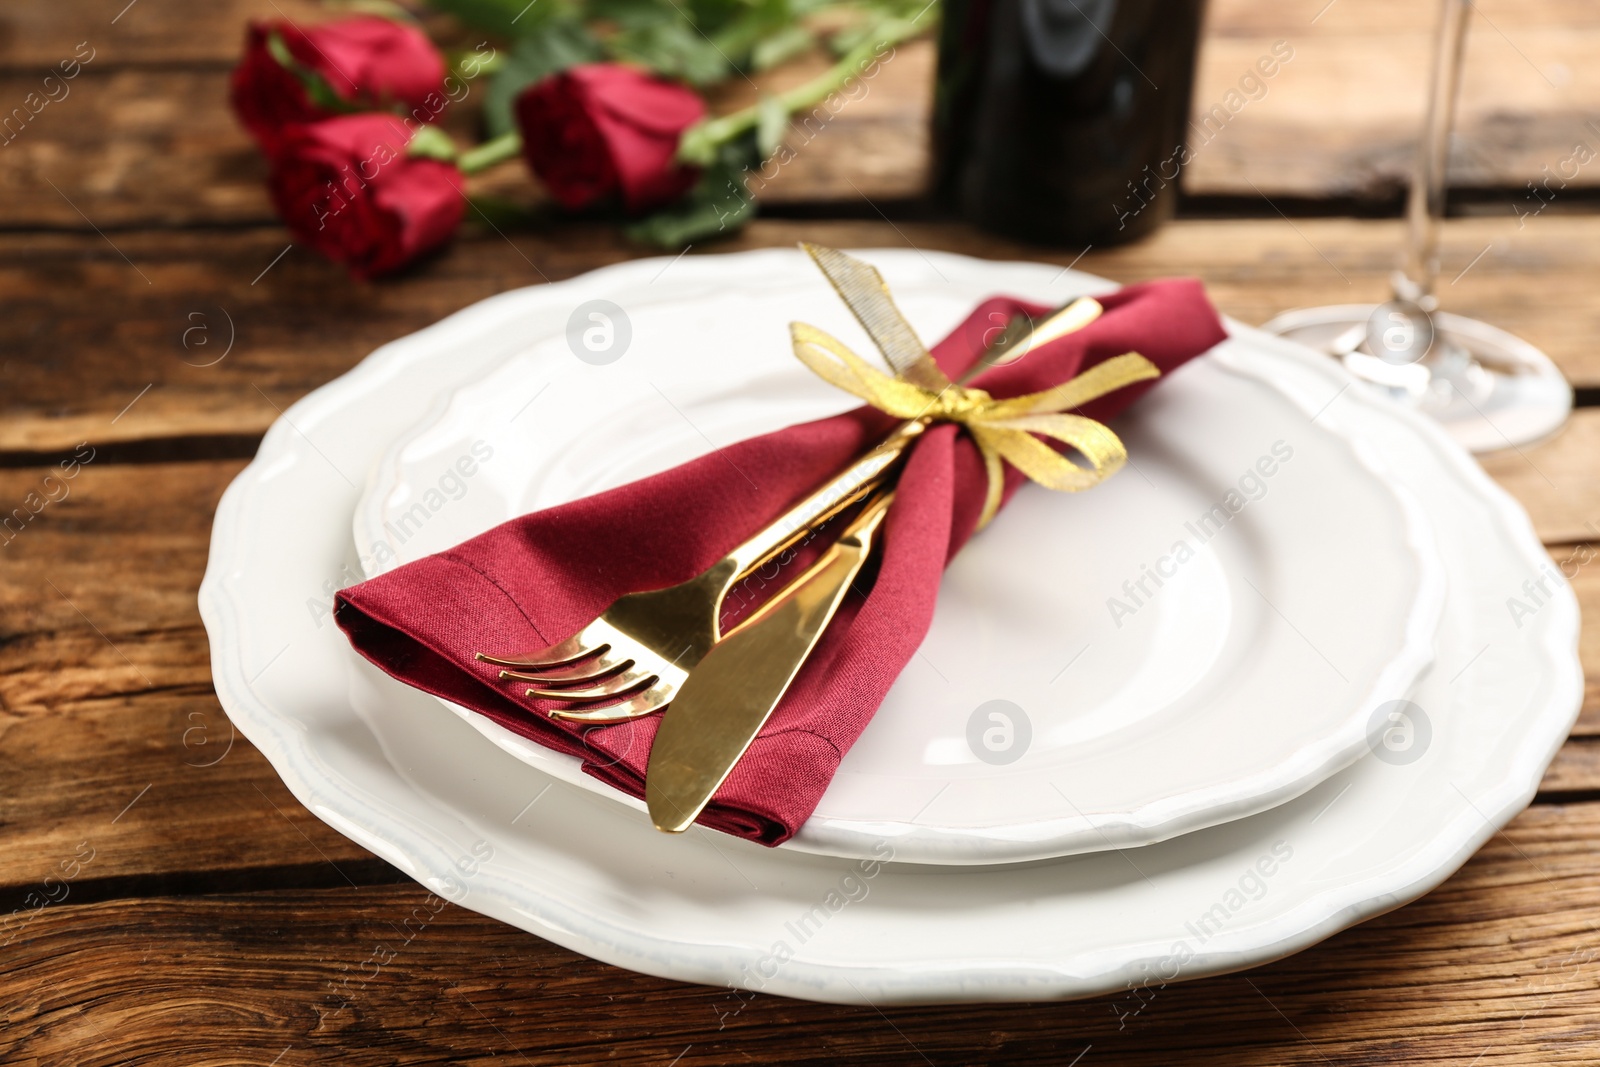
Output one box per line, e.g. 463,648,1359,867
267,114,464,279
515,64,706,213
231,16,446,151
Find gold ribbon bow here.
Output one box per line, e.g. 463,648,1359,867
793,244,1162,528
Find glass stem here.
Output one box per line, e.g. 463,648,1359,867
1400,0,1472,303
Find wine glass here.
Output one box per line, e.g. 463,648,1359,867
1261,0,1572,453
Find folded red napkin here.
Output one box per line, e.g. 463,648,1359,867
337,278,1228,844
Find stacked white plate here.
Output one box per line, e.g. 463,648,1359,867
201,249,1581,1004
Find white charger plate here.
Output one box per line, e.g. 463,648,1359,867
201,249,1580,1004
351,255,1444,865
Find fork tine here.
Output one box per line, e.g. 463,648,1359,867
474,635,602,670
547,682,674,723
501,665,626,686
496,651,631,685
524,668,655,701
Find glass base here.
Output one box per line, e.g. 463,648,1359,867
1261,304,1572,454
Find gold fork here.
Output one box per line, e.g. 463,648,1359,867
475,418,926,721
476,294,1105,723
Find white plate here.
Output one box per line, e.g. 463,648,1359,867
201,249,1580,1004
352,255,1444,864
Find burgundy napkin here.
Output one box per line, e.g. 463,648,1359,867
336,279,1228,844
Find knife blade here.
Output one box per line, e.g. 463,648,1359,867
644,492,894,833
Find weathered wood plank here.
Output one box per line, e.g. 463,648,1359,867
3,0,1599,228
4,801,1599,1065
1540,738,1600,797
0,0,320,69
0,671,392,898
1188,0,1600,200
0,458,1594,893
0,459,231,635
4,0,1588,67
0,65,494,230
0,55,928,230
1085,217,1600,404
0,4,1592,1055
4,216,1597,447
0,459,382,886
1555,549,1600,738
6,621,1589,895
0,66,925,229
1479,415,1600,548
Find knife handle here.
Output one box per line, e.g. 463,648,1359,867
647,490,895,833
721,421,922,584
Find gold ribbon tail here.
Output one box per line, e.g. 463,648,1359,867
792,245,1163,530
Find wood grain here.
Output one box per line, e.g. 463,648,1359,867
1188,0,1600,200
0,68,270,229
0,459,1595,894
2,0,1586,67
4,215,1598,447
1540,738,1600,797
2,1,1598,1059
0,54,927,225
1482,417,1600,547
0,0,321,69
0,460,383,889
3,0,1599,230
1554,547,1600,737
4,800,1599,1066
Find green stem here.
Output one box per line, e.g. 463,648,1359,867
677,17,924,165
458,131,522,174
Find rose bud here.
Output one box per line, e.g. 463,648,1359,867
266,114,465,280
231,15,446,152
514,63,706,213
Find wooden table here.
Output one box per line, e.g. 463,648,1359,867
4,1,1598,1063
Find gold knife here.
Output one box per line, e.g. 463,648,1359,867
644,490,894,833
641,292,1113,832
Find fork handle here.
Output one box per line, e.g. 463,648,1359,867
722,419,925,582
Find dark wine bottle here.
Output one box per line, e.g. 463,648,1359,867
934,0,1207,247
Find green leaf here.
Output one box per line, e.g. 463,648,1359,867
588,0,824,82
754,94,787,159
626,150,757,247
832,0,942,52
482,21,602,137
587,0,677,27
750,23,813,71
421,0,557,38
265,31,358,113
606,20,731,86
826,21,871,56
686,0,749,35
